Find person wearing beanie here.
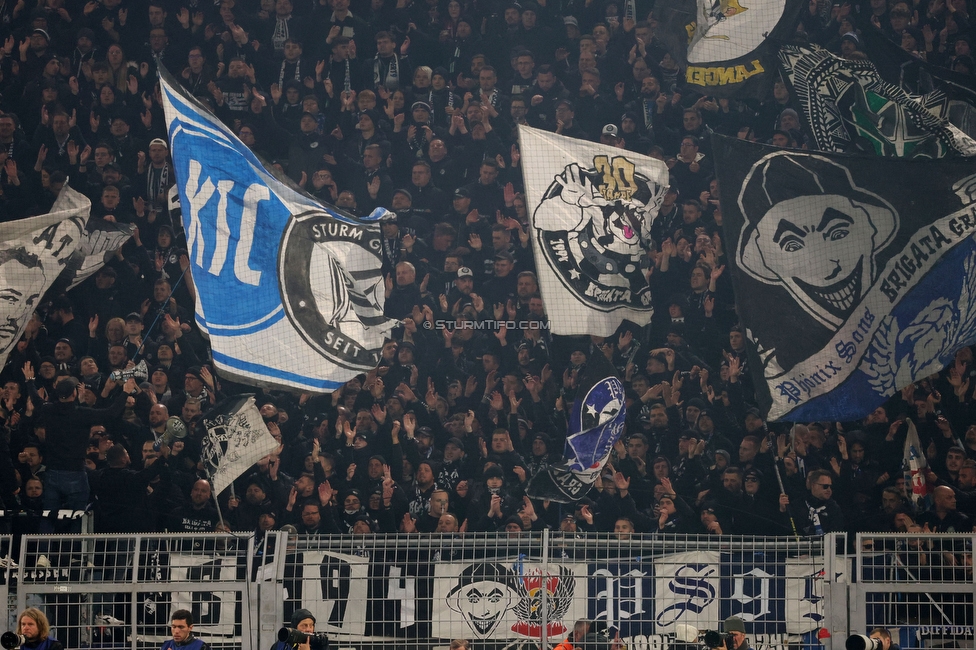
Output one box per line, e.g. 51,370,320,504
775,107,806,148
723,615,753,650
526,432,560,477
228,476,279,531
469,463,520,531
269,609,319,650
438,436,474,492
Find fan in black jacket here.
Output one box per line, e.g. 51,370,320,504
25,361,137,534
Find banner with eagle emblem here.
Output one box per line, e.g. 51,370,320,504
433,560,584,641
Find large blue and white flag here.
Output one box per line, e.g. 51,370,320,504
159,68,397,391
716,136,976,420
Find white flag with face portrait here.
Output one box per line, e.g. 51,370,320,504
519,125,669,336
0,187,89,368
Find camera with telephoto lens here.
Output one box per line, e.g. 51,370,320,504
702,630,733,649
277,628,329,650
1,632,26,650
846,635,883,650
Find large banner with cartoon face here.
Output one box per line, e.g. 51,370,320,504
158,67,398,392
432,559,587,641
519,126,669,337
0,187,88,369
716,137,976,420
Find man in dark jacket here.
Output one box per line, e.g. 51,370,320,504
92,443,168,533
26,363,137,534
787,469,845,537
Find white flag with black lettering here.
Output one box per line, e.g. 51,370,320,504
202,395,278,495
652,550,720,634
519,125,669,336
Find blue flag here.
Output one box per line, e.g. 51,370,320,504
526,353,626,502
159,68,397,391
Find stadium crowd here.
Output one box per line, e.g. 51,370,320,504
0,0,974,554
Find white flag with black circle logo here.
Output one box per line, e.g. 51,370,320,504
519,125,669,337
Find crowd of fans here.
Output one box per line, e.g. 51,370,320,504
0,0,974,554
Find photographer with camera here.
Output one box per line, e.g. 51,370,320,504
274,609,327,650
3,608,63,650
846,628,899,650
706,617,752,650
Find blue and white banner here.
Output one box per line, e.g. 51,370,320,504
785,557,842,635
716,137,976,420
526,353,626,503
652,550,720,634
720,552,785,634
588,560,654,639
158,68,397,391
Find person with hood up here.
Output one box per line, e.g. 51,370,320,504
469,464,522,531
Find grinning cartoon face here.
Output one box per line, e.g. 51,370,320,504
749,194,880,319
456,581,512,635
446,563,519,638
737,152,897,329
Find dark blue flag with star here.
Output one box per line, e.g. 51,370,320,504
526,353,626,503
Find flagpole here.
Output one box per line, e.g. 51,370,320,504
213,483,226,529
775,428,801,542
132,265,189,363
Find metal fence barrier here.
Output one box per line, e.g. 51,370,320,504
10,532,846,650
1,535,12,631
853,533,975,650
8,531,971,650
13,532,287,650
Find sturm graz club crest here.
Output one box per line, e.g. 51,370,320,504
279,211,389,371
533,155,666,313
